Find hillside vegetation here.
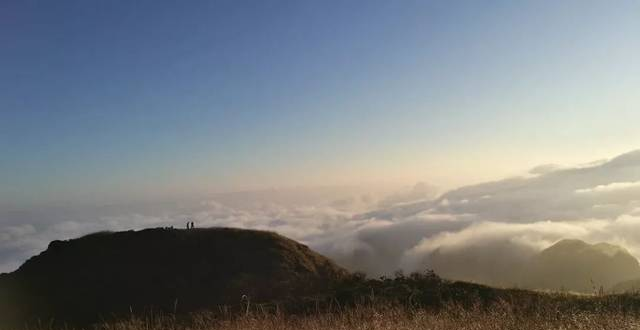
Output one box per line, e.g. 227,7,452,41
39,272,640,330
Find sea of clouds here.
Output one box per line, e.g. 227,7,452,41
3,150,640,286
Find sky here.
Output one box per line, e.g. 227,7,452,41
2,0,639,209
2,0,640,276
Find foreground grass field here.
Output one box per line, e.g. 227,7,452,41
94,303,640,330
15,271,640,329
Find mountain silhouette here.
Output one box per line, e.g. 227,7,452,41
523,239,640,293
0,227,348,328
423,238,640,293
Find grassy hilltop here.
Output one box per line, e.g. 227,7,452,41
0,227,347,328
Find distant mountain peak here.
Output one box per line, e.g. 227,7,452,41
546,239,590,249
544,239,631,258
525,238,640,293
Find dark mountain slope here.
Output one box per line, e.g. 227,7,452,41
0,227,348,328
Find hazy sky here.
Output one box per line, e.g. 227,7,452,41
1,0,639,208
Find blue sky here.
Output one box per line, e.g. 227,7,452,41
1,0,639,208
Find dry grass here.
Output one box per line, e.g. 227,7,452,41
93,302,640,330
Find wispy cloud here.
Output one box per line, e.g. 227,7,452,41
575,181,640,194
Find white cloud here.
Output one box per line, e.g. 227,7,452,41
575,181,640,194
4,150,640,288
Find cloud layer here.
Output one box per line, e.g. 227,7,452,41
3,150,640,288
